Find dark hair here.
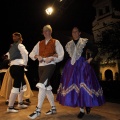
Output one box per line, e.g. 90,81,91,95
72,26,81,32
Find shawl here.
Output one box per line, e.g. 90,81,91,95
65,38,88,65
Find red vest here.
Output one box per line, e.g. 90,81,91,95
39,38,56,57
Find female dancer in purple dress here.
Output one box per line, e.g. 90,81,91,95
57,27,105,119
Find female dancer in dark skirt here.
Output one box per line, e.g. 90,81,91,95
57,27,105,119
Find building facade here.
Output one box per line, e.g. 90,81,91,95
92,0,120,81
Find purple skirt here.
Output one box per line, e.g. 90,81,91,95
56,57,105,107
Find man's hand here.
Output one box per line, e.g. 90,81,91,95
45,57,54,63
34,55,39,59
37,56,43,61
34,55,43,62
53,54,58,58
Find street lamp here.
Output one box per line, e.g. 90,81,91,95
45,7,53,15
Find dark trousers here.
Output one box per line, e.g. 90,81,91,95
10,65,25,88
38,64,56,87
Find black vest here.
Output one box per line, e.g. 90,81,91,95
9,42,22,60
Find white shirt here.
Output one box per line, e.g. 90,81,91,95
29,39,64,66
7,44,28,66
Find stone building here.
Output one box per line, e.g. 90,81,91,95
92,0,120,81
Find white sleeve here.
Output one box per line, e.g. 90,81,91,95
29,42,40,61
18,44,28,66
54,40,64,63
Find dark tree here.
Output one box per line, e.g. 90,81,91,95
96,21,120,59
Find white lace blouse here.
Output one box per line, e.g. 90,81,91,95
65,38,88,65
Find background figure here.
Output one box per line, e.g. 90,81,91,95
57,27,105,119
0,55,10,87
28,25,64,119
0,55,10,69
6,32,29,113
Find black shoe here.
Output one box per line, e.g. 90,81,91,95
7,107,19,113
77,112,85,119
28,111,41,119
28,106,41,119
5,100,9,105
25,99,31,103
86,107,91,114
46,106,57,115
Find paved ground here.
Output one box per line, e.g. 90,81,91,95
0,90,120,120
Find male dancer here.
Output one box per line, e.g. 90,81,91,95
28,25,64,119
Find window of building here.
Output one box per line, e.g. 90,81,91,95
105,6,110,13
99,9,103,16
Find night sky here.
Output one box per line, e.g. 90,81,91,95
0,0,95,59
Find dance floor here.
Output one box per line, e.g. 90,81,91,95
0,90,120,120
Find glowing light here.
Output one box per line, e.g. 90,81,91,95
45,7,53,15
